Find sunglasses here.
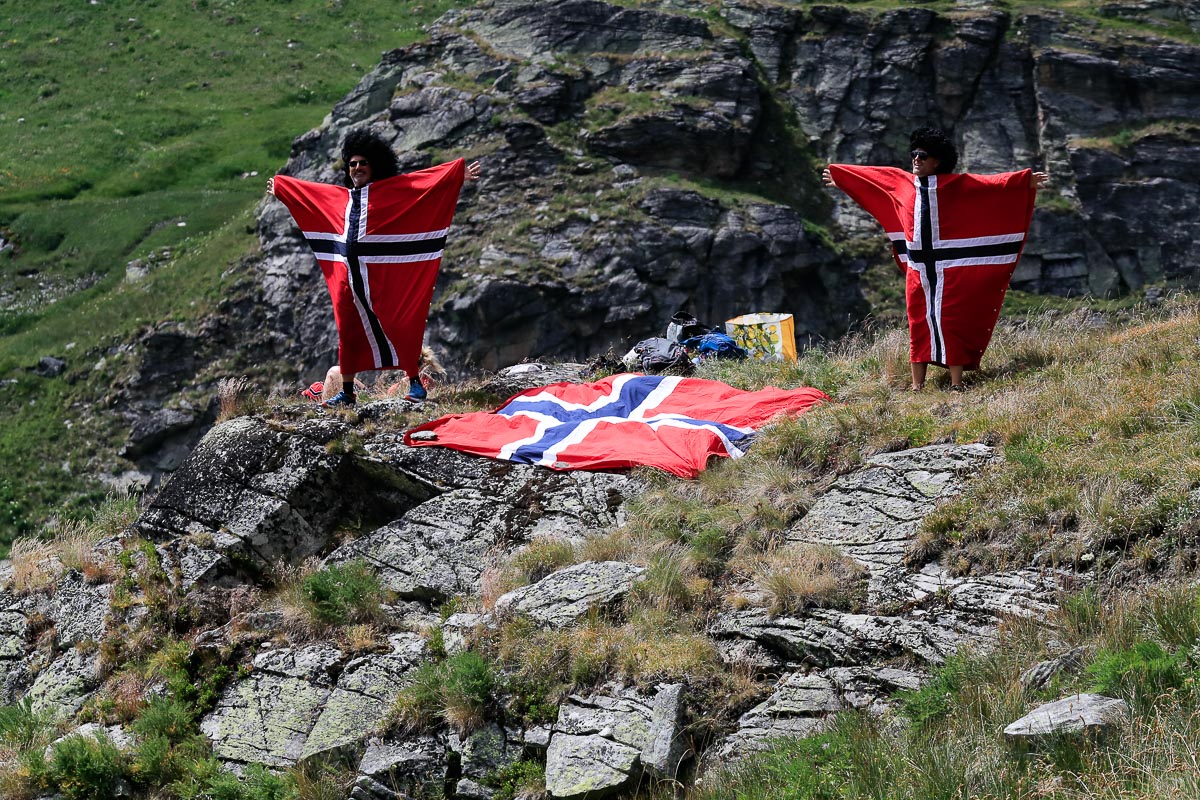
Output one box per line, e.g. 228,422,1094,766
348,159,370,168
910,149,933,161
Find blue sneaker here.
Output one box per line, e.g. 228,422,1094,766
322,390,357,408
404,380,427,402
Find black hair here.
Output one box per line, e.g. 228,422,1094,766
910,127,958,174
340,129,400,187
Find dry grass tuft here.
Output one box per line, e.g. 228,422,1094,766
748,544,868,615
9,538,59,594
216,376,260,423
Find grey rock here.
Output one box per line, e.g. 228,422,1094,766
34,356,66,378
442,612,488,656
50,574,111,648
788,444,999,600
28,647,101,719
553,684,688,781
714,667,923,760
202,637,426,768
351,735,447,800
545,732,640,799
494,561,645,627
450,723,517,799
46,723,135,758
137,416,437,589
709,606,995,668
1019,647,1093,690
1003,693,1130,741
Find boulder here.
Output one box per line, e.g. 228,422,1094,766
494,561,645,628
450,722,518,799
545,733,640,799
1019,646,1092,691
549,683,688,785
1003,693,1130,742
351,735,447,800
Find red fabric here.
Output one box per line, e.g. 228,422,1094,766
273,159,466,376
405,374,829,478
828,165,1036,369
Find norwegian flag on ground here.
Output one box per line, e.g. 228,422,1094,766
828,165,1036,370
272,159,466,377
404,374,829,478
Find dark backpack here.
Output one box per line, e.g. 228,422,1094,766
632,337,692,374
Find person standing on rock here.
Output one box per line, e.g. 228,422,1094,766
823,128,1049,392
267,129,481,407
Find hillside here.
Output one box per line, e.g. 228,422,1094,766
0,0,463,550
3,297,1200,799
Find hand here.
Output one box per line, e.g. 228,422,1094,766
466,160,482,181
1033,171,1049,189
822,167,837,188
266,176,275,196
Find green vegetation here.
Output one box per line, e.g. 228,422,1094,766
300,560,385,626
390,650,497,734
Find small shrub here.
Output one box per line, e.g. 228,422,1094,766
9,537,58,594
443,651,495,733
390,661,446,733
301,560,384,627
215,377,260,423
0,698,53,751
46,732,127,800
511,538,577,584
130,697,194,744
487,759,545,800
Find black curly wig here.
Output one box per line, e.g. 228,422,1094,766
910,127,958,174
340,129,400,187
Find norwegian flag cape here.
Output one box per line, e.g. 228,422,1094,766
272,159,466,376
404,374,829,478
828,165,1036,369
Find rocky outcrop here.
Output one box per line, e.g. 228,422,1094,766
201,635,426,768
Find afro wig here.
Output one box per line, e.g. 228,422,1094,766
340,129,400,187
910,127,958,174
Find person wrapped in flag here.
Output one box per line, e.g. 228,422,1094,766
822,128,1049,392
267,130,481,407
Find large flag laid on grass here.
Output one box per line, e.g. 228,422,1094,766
272,159,466,377
827,165,1036,370
404,374,829,478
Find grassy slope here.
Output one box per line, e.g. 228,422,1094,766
0,0,463,550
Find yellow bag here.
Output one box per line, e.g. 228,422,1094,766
725,313,797,362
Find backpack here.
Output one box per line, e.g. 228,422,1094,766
631,337,692,374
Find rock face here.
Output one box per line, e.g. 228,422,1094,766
237,0,1200,390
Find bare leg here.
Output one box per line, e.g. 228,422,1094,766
321,366,342,402
948,365,964,390
910,362,927,391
